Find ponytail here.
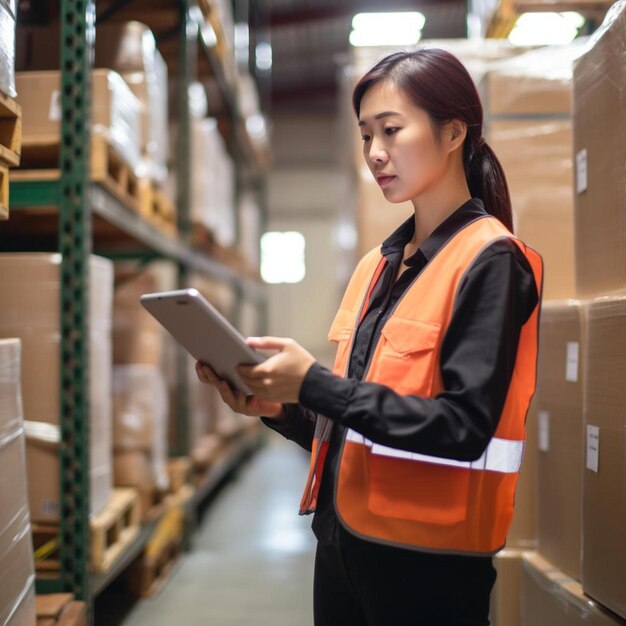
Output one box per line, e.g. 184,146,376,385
465,138,514,233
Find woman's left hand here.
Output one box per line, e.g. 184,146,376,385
236,337,317,404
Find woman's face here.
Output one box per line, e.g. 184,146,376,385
358,80,450,203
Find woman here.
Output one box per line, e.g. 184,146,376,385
196,48,542,626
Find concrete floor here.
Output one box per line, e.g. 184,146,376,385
97,433,316,626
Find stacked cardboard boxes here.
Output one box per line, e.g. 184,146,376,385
0,254,113,523
112,266,170,518
0,338,37,626
572,2,626,621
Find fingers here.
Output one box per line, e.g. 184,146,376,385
245,336,292,351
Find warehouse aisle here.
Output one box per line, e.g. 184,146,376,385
117,433,316,626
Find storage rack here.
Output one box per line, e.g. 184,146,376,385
5,0,269,618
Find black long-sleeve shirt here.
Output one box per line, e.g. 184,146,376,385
262,198,539,546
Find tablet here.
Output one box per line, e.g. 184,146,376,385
140,288,265,395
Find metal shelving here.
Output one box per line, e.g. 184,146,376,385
8,0,269,619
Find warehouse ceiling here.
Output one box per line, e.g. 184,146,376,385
265,0,467,111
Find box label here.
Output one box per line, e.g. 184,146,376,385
41,499,59,516
538,411,550,452
576,149,588,194
49,90,61,122
586,425,600,473
566,341,580,382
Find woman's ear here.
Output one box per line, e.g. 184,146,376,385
443,119,467,153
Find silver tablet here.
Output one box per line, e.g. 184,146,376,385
140,288,265,395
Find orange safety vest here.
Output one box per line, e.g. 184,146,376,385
299,215,543,556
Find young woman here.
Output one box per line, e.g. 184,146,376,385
196,47,542,626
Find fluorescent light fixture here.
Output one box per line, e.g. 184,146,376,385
256,41,272,71
246,113,267,140
349,12,426,47
261,232,306,284
509,12,585,46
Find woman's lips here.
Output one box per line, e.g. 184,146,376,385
377,176,396,187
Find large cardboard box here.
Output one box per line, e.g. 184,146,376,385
522,552,625,626
490,549,532,626
582,295,626,619
573,2,626,298
113,266,165,366
15,69,142,173
483,42,587,300
0,254,113,523
0,339,37,626
535,300,584,580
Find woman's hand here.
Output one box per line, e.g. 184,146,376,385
235,337,317,404
195,361,284,419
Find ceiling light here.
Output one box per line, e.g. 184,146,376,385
508,12,585,46
349,12,426,47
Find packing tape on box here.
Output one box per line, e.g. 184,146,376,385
24,420,60,445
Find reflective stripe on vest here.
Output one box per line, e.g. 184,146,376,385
345,429,525,474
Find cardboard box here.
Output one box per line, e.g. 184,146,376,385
490,549,532,626
522,552,625,626
483,42,587,300
0,254,113,522
573,2,626,298
0,0,16,98
536,300,584,580
507,397,538,548
582,295,626,619
15,69,142,173
113,267,164,366
0,338,37,626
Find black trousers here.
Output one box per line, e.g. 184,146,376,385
313,525,497,626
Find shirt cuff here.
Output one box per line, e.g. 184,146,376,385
298,361,351,421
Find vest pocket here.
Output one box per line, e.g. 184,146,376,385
370,317,441,396
368,456,470,524
328,308,355,376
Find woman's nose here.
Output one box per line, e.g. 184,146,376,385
369,139,388,163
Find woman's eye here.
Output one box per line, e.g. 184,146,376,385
360,135,370,142
385,127,399,136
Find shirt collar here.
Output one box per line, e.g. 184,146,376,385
380,198,488,266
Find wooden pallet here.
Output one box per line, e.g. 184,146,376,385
125,506,186,598
12,133,141,212
0,165,8,220
0,91,22,168
138,179,177,236
90,488,141,573
167,457,192,494
36,594,86,626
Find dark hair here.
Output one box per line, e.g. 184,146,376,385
352,48,513,232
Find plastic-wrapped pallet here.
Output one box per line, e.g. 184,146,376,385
113,365,169,488
0,0,16,98
15,69,142,175
0,254,114,523
0,339,37,626
191,116,236,247
96,21,169,183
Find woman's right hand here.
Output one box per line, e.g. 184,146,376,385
195,361,284,420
